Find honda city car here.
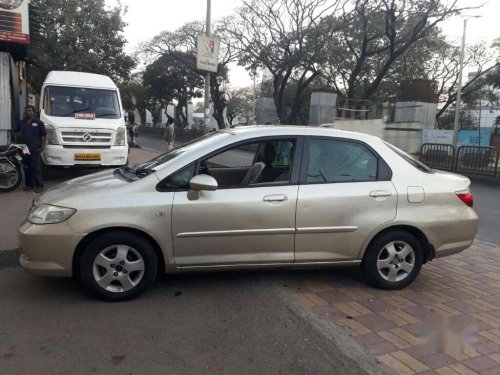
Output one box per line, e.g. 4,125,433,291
19,126,479,301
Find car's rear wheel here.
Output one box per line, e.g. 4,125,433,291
79,231,158,301
362,230,423,290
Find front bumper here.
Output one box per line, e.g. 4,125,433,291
18,221,84,277
42,145,128,167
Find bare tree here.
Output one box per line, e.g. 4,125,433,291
322,0,478,101
226,0,345,124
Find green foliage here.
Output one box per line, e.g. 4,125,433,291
28,0,135,93
142,52,203,126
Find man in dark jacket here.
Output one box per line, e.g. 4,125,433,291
14,105,47,193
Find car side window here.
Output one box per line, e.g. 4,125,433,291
307,139,378,183
200,139,297,188
206,143,258,168
158,164,196,191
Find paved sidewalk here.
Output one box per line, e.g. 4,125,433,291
0,148,159,251
282,242,500,375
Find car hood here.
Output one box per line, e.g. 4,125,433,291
36,169,128,206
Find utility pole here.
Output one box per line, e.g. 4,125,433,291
252,72,256,125
453,18,467,147
203,0,212,133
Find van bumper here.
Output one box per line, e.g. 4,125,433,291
42,145,128,167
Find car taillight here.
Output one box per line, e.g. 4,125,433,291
456,190,473,208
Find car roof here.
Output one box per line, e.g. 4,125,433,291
223,125,381,143
43,71,118,90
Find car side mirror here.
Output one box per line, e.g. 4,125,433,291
187,174,218,200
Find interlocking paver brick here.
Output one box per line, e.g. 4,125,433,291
284,242,500,375
377,354,415,375
462,356,499,372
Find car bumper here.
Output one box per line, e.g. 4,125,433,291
18,221,84,277
426,207,479,259
42,145,128,167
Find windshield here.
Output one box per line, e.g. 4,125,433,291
114,132,222,182
384,141,434,174
43,86,121,119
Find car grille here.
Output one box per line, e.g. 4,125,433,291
60,128,114,146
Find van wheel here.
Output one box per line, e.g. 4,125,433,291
362,230,423,290
79,231,158,301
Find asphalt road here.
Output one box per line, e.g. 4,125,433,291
138,135,500,245
0,265,373,375
471,180,500,245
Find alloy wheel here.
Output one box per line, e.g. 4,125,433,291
376,241,415,283
92,245,145,293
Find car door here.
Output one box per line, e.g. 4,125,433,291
171,137,302,266
295,137,397,262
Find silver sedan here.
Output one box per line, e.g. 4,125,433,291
19,126,478,301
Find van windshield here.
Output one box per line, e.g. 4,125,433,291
43,86,121,119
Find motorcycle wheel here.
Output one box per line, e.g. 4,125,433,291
0,158,23,192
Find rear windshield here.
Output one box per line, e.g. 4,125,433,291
384,142,434,174
43,86,121,119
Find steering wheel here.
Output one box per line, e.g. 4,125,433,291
199,160,211,176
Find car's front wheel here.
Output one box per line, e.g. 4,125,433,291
362,230,423,290
79,231,158,301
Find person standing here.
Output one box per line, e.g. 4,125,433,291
164,118,175,152
15,105,47,193
127,110,136,148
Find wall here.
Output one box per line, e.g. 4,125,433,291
326,119,426,154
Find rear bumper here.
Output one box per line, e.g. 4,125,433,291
42,145,128,167
18,221,83,277
426,207,479,259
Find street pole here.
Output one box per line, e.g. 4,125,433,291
204,0,212,133
453,18,467,147
252,73,256,125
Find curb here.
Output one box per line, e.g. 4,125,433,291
277,284,392,375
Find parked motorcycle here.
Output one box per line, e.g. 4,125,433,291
0,144,28,192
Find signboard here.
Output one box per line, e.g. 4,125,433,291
422,129,453,145
196,35,220,73
75,113,96,120
0,0,30,45
458,130,491,146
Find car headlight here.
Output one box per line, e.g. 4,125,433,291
114,127,126,146
28,204,76,225
45,124,60,145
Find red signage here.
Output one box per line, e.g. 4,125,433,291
0,1,29,46
75,113,96,120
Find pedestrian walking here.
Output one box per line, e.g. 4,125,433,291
14,105,47,193
164,118,175,152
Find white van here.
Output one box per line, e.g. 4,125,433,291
40,71,128,168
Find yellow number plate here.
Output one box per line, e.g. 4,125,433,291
74,153,101,161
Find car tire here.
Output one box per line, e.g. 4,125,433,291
362,230,423,290
79,231,158,301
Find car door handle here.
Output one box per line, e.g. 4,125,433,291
369,190,392,198
263,194,288,202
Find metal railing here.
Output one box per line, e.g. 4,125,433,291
420,143,456,171
420,143,500,178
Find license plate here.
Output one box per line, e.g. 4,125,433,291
74,153,101,161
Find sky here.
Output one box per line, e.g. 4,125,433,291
106,0,500,88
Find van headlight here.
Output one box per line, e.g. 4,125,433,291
114,127,126,146
45,125,60,145
28,204,76,225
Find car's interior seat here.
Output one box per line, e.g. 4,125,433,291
241,162,266,185
256,143,278,183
